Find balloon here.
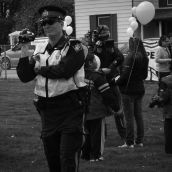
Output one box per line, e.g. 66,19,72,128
63,21,67,30
66,26,73,35
65,16,72,25
126,27,134,37
131,6,137,17
136,1,155,25
130,20,138,31
128,17,136,24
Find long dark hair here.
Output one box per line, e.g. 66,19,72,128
129,37,148,65
158,35,168,46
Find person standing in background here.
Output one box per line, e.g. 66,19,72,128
81,53,119,162
155,35,172,90
116,37,149,148
93,25,126,145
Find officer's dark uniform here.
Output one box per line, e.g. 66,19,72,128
94,37,126,141
17,6,87,172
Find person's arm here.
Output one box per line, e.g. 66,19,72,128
16,44,37,83
35,43,85,79
94,73,119,112
155,47,172,63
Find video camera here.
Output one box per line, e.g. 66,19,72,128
18,28,35,44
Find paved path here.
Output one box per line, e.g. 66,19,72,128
0,68,19,79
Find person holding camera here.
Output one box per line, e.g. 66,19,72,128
116,37,149,148
17,5,88,172
93,25,126,145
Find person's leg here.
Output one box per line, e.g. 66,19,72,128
134,95,144,145
41,132,61,172
114,114,126,141
81,121,91,160
122,94,135,146
113,86,126,141
164,118,172,154
89,118,103,160
60,132,83,172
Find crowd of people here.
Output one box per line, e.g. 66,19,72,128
16,4,172,172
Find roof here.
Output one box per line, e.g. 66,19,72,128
155,8,172,20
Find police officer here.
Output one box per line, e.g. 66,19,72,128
17,5,87,172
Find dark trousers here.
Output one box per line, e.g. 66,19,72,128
164,118,172,154
114,115,126,140
82,118,103,160
42,131,83,172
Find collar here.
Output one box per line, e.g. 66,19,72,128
46,36,67,54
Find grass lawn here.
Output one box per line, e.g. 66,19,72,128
0,79,172,172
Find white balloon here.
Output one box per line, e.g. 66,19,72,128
130,21,138,31
63,21,67,30
132,6,137,17
128,17,136,24
66,26,73,35
65,16,72,25
136,1,155,25
126,27,134,37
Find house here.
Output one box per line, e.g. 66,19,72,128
74,0,172,46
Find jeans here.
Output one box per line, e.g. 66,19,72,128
122,94,144,145
42,132,83,172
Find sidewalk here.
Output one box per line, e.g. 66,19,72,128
0,69,19,79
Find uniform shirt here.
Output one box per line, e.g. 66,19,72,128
17,36,86,98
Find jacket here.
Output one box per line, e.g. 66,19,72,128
17,36,87,98
116,51,149,95
85,70,119,120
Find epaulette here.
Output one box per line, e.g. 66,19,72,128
69,39,83,52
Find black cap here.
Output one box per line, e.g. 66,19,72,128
38,5,66,19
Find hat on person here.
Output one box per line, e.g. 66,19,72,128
38,5,66,20
97,25,110,41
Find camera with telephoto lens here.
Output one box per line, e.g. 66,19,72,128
18,28,35,44
149,94,163,108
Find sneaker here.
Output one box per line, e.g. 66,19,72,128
135,143,143,147
98,156,104,161
90,156,104,162
90,159,96,162
118,143,134,149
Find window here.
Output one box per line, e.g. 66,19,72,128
167,0,172,5
90,14,117,42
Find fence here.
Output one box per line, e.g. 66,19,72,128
0,41,158,81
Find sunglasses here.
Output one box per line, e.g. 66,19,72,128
40,18,61,26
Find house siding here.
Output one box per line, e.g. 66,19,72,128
133,0,159,8
75,0,132,44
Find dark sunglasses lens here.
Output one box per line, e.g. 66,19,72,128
40,19,56,26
